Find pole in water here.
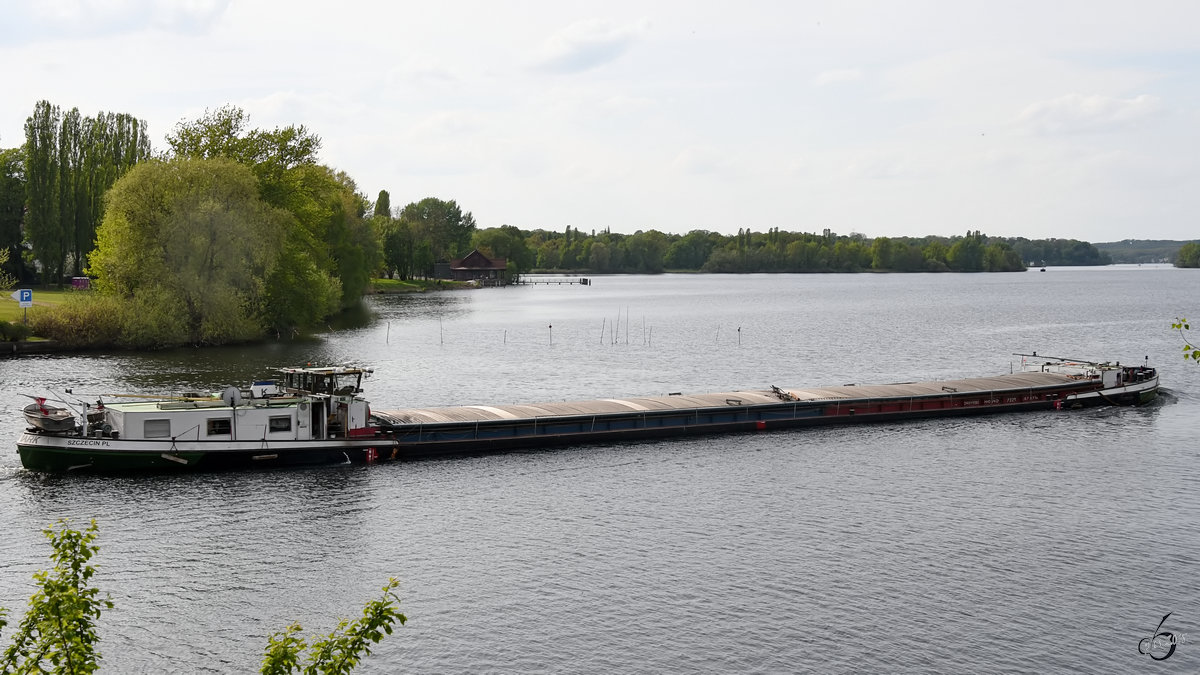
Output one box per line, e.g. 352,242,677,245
600,317,606,345
504,329,507,344
737,326,741,347
548,324,553,345
386,321,390,344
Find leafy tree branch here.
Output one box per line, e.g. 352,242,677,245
260,578,405,675
1172,317,1200,362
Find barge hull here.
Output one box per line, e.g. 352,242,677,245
14,369,1159,473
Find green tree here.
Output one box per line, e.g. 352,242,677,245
398,198,477,269
78,111,152,275
166,105,254,160
587,240,611,272
1175,242,1200,268
472,225,534,274
58,107,86,277
322,171,378,305
373,190,391,219
380,219,413,279
870,236,895,270
0,520,112,675
922,240,949,271
536,238,562,270
167,108,373,310
24,100,63,284
0,249,17,290
623,230,668,273
892,243,927,272
89,158,301,346
413,240,434,278
664,230,718,270
701,246,741,273
22,102,152,285
0,147,25,281
982,241,1026,272
947,231,984,272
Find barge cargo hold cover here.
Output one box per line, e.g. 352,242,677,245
368,368,1157,459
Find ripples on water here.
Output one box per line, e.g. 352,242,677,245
1,269,1198,673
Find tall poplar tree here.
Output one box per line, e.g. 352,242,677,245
373,189,391,218
24,101,62,284
0,147,25,280
23,101,151,283
58,107,85,277
80,112,151,275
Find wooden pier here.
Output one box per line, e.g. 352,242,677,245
513,275,591,285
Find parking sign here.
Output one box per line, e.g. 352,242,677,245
17,289,31,308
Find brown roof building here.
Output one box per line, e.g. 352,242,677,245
447,249,508,282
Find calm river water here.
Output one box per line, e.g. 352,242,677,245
1,268,1198,673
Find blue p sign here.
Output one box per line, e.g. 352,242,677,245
18,289,31,308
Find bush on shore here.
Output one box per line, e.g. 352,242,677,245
0,320,31,341
27,294,125,348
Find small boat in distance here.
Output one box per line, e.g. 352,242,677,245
15,357,1159,474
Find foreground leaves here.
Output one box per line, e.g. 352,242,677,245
0,520,113,675
261,579,406,675
1172,317,1200,362
1,522,404,674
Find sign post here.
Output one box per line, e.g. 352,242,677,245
10,289,32,323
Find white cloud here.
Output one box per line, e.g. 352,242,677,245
841,149,935,181
531,18,649,73
407,111,487,139
1015,93,1163,135
813,68,862,86
24,0,229,37
671,146,734,175
387,57,458,86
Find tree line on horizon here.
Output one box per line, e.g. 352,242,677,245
432,226,1106,276
0,99,1154,348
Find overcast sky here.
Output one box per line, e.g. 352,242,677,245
2,1,1197,242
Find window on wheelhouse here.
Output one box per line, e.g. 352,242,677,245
207,418,232,436
144,419,170,438
268,416,291,432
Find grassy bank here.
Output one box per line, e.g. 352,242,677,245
0,288,74,322
369,278,470,293
1,281,462,349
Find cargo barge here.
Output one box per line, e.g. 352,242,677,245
15,355,1158,473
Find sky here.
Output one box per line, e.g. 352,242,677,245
2,0,1199,242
